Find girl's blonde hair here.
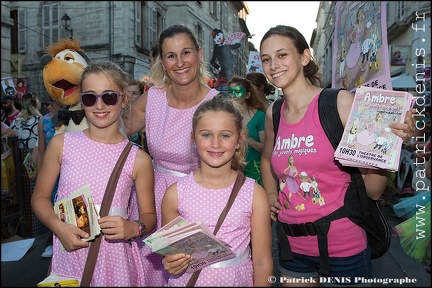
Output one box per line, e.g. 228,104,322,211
192,94,246,171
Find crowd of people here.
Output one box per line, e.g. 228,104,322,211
1,22,424,287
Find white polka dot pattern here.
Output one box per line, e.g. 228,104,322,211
51,131,145,286
127,86,219,286
167,172,255,287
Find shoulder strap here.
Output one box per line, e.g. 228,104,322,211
213,172,246,235
272,98,284,144
272,88,344,147
80,141,133,287
186,172,246,287
317,88,343,149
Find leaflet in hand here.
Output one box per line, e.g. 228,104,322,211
334,86,414,171
53,184,101,241
144,216,236,273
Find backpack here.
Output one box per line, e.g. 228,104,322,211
272,88,391,275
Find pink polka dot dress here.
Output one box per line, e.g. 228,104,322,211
129,86,218,286
51,131,145,286
168,172,255,287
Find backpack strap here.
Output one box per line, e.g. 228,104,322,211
317,88,343,150
272,98,284,144
272,88,344,147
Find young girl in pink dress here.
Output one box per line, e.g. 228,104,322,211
31,60,156,286
161,95,273,286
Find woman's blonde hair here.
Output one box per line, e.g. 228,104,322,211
20,93,42,121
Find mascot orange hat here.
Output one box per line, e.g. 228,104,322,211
41,38,90,133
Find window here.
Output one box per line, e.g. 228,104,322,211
195,22,204,50
397,1,405,20
10,9,26,54
222,2,228,30
136,2,164,50
17,9,27,53
42,3,59,48
210,1,220,19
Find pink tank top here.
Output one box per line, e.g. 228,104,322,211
271,94,366,257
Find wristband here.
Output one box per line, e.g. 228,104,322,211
133,220,146,239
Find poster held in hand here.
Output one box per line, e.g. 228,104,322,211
334,86,414,171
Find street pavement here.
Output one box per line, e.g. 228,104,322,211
1,205,430,287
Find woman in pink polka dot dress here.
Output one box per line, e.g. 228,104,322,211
161,95,273,286
32,60,156,286
126,24,218,285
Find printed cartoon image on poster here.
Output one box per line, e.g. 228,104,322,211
332,2,391,93
209,29,246,91
13,78,28,100
1,77,17,97
247,51,263,73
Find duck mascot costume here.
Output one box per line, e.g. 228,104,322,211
41,38,90,134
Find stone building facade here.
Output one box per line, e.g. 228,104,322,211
1,1,251,100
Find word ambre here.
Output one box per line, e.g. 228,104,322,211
363,91,396,104
274,134,313,150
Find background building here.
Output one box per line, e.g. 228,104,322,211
1,1,252,101
311,1,430,104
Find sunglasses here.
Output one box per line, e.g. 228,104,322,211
80,92,121,107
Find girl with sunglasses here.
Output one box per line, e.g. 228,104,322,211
227,76,266,186
32,59,156,286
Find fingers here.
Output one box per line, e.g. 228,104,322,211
59,228,90,252
99,216,130,239
389,121,415,142
163,254,191,275
270,201,280,221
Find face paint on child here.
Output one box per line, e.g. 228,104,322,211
228,85,247,98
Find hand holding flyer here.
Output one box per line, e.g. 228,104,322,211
334,86,414,171
53,184,101,241
144,216,236,273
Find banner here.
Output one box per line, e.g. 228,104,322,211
247,51,263,73
332,2,391,92
1,77,16,97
